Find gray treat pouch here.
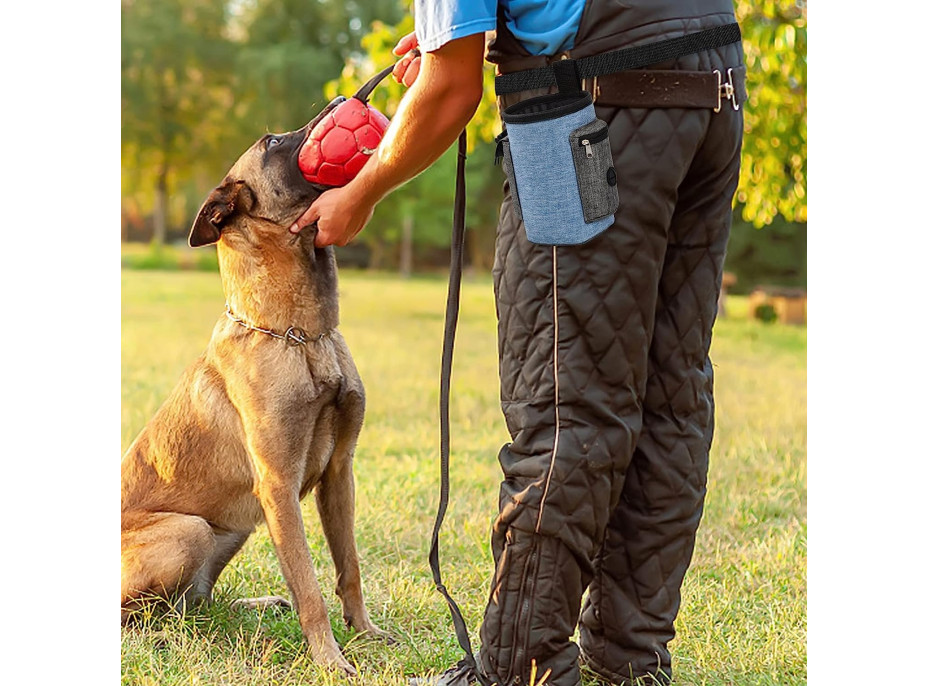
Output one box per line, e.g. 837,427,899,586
499,91,618,245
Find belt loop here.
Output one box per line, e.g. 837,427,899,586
552,59,582,95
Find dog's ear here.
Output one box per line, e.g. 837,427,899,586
188,179,254,248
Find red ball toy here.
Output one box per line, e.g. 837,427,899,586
299,96,390,187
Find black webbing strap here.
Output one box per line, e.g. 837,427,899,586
495,22,742,95
429,130,493,686
551,59,582,95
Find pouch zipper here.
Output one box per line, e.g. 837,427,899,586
577,126,609,158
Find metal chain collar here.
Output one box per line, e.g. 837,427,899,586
225,304,331,347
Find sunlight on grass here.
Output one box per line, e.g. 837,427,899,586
122,268,806,686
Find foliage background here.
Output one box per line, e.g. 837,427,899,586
121,0,806,288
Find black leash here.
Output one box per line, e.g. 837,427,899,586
494,22,741,95
428,130,492,686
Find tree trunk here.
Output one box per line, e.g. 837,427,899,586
400,213,413,278
469,162,503,271
152,164,168,246
369,237,386,270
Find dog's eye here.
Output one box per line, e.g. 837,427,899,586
266,137,281,149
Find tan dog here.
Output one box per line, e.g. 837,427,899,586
121,102,386,676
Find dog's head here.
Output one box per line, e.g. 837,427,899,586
188,99,346,249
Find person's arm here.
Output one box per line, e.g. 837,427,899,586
291,32,486,247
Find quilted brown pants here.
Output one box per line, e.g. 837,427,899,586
479,39,744,686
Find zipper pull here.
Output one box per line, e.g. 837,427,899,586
581,139,593,158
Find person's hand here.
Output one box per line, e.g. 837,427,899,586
288,31,484,248
289,186,375,247
392,32,421,87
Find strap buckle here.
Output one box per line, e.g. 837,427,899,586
581,76,600,101
714,68,740,112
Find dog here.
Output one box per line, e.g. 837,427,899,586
121,101,386,676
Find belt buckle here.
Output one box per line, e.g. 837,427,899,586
714,68,740,112
581,76,600,101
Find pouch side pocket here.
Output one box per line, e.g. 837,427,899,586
569,119,619,224
500,138,523,222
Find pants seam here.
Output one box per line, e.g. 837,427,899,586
535,245,561,533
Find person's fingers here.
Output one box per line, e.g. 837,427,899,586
401,57,421,88
317,220,354,248
333,230,356,248
392,31,418,56
290,201,321,233
315,221,353,248
392,56,409,83
314,224,336,247
346,208,375,246
315,205,374,248
393,48,421,84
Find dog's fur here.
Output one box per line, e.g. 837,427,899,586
121,101,385,675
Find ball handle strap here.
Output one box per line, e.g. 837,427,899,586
352,64,396,104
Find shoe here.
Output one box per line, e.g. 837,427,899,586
409,657,485,686
578,649,669,686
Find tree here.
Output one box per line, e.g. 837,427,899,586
121,0,235,245
735,0,807,227
726,216,806,292
121,0,404,242
229,0,403,136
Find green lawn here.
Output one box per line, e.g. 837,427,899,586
121,268,806,686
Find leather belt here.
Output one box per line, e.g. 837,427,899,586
586,64,747,110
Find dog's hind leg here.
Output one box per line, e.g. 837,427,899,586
315,426,390,642
200,530,294,611
199,530,251,599
121,512,216,618
171,528,253,611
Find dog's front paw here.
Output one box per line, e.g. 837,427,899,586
312,641,358,678
333,655,359,679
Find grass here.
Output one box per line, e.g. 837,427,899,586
121,267,806,686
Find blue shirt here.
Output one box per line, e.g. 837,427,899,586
414,0,586,56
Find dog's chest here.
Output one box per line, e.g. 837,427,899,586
294,345,354,472
297,385,346,496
